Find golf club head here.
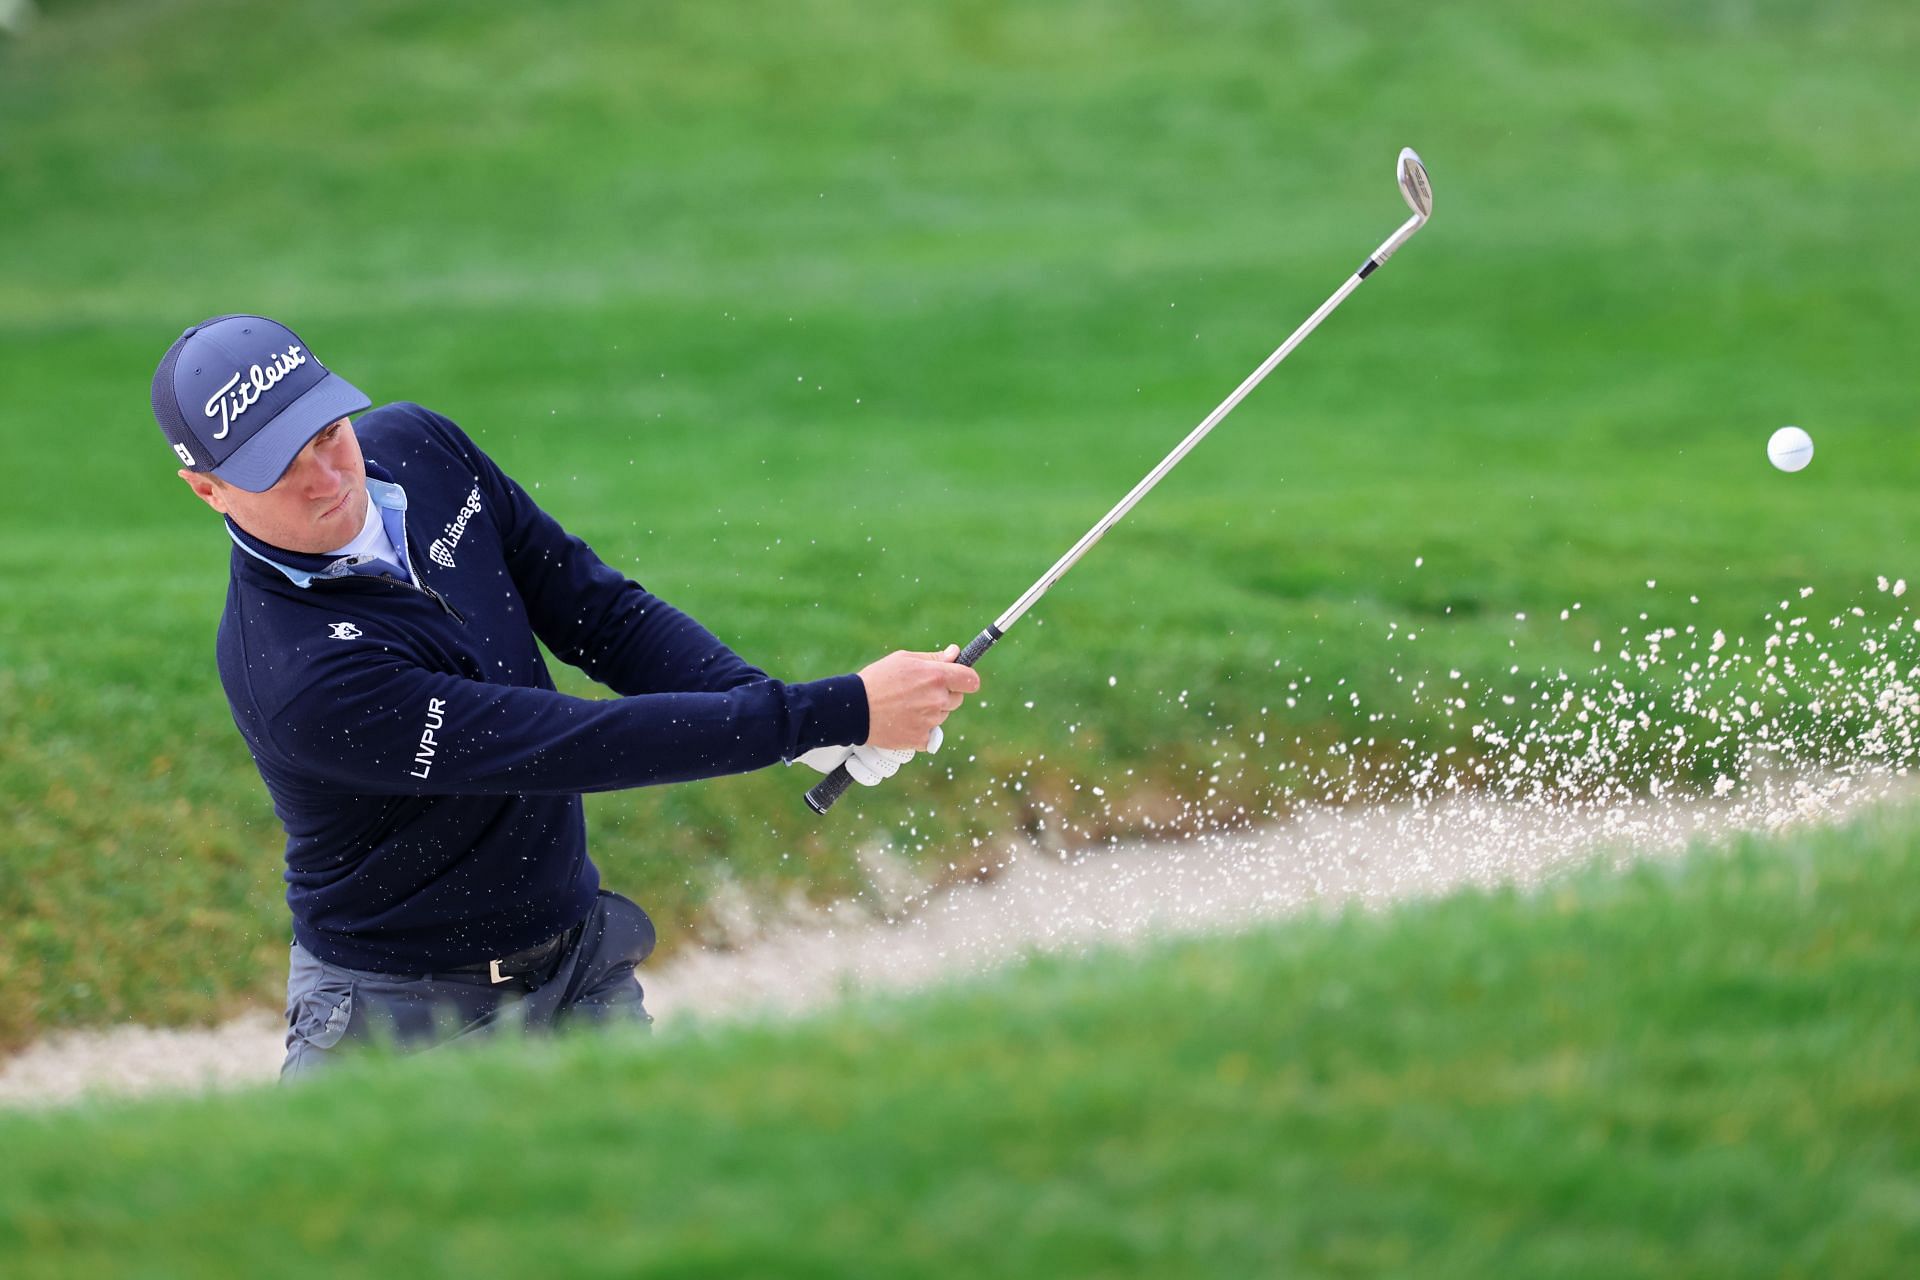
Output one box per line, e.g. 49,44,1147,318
1397,147,1432,220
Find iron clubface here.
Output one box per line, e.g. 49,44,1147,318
1398,147,1433,220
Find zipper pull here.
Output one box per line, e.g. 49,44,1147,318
419,580,466,622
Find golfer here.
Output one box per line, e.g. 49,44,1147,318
150,314,979,1077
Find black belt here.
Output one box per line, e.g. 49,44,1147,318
437,920,585,987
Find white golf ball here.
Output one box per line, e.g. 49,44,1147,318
1768,425,1813,473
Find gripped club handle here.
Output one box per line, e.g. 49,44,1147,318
803,625,1003,815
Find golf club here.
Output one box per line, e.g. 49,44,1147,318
807,147,1436,814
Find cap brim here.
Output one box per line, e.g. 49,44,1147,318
212,373,373,492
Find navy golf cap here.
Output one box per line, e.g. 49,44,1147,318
150,315,370,492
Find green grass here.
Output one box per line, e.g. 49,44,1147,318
5,799,1919,1277
3,0,1920,1045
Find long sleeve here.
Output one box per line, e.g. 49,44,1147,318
252,646,868,798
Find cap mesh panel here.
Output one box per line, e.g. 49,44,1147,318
149,314,249,469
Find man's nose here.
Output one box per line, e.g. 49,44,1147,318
293,447,340,495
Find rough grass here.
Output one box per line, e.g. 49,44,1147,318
4,799,1919,1277
2,0,1918,1044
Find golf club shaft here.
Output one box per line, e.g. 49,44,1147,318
994,217,1424,637
806,211,1427,815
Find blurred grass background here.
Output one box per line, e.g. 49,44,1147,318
2,0,1918,1046
5,796,1918,1276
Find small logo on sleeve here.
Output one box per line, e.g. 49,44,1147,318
327,622,363,640
428,486,485,570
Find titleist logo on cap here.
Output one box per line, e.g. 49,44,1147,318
204,344,307,440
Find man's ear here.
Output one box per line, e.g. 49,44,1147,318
178,468,229,514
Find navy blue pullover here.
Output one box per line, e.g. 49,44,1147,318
217,403,868,971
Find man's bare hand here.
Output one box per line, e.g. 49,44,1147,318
858,645,982,750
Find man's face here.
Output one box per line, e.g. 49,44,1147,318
179,417,369,554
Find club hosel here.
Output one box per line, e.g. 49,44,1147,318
1363,214,1427,274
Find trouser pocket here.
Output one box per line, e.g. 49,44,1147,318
283,942,359,1079
282,975,356,1080
288,981,355,1051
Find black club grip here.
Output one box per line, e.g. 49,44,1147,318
956,625,1001,667
803,761,858,814
804,625,1003,815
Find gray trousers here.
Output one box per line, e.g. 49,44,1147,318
282,889,656,1079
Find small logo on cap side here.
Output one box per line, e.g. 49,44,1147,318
204,344,307,440
327,622,363,640
172,443,196,466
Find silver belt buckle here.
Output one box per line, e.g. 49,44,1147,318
488,958,509,985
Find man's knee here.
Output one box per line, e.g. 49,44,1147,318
281,1037,335,1081
566,967,654,1029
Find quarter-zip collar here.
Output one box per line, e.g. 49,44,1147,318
226,462,413,588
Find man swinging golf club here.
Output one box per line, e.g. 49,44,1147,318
151,315,979,1077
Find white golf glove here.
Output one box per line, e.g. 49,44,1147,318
796,725,943,786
